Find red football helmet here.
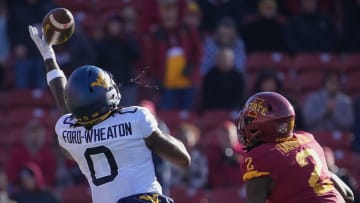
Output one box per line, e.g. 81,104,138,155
237,92,295,148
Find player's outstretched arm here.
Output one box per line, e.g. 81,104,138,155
28,25,69,115
330,172,355,203
145,129,191,169
44,58,68,114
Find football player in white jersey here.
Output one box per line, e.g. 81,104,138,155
28,26,191,203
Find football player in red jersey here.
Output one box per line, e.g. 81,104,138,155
237,92,354,203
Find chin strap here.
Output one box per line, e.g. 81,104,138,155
76,110,113,127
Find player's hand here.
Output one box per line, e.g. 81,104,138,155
28,25,55,60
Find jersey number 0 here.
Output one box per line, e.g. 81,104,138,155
84,146,118,186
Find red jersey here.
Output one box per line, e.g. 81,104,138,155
241,131,345,203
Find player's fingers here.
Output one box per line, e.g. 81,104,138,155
29,26,43,44
33,26,39,36
28,26,38,39
30,26,45,41
28,25,34,36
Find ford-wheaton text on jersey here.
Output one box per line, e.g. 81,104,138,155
61,122,133,144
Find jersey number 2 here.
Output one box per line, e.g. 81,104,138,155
296,148,333,195
84,146,118,186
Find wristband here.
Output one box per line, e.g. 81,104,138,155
47,69,65,85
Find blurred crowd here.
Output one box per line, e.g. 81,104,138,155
0,0,360,202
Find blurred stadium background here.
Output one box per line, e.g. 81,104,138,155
0,0,359,202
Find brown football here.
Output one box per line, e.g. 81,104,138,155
42,8,75,45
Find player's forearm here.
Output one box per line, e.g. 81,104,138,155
156,136,191,169
45,59,69,115
145,130,191,169
165,136,191,168
44,58,61,72
330,172,354,203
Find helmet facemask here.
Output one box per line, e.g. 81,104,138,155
237,111,263,149
105,71,121,110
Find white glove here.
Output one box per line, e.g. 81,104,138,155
28,25,55,60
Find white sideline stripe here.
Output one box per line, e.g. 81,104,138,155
49,12,74,30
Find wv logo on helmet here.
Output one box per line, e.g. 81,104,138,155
91,72,110,89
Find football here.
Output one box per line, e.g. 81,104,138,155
42,8,75,45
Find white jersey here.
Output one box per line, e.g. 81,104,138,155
55,106,162,203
